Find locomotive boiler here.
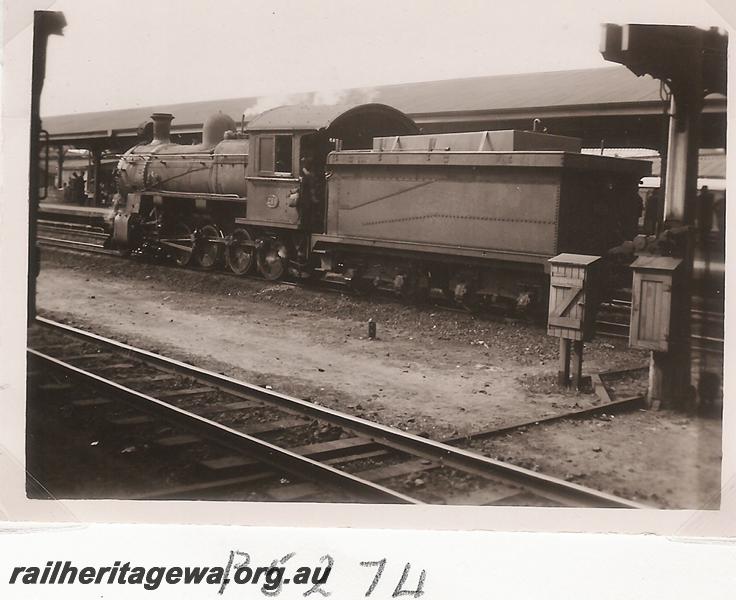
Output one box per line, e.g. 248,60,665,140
111,102,650,309
114,111,250,269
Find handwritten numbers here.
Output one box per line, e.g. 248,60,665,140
361,560,425,598
303,554,334,597
392,563,425,598
360,559,386,597
261,552,296,597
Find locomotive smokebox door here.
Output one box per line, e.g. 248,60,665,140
629,256,683,352
547,254,602,341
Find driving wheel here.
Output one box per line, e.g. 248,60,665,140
225,227,255,275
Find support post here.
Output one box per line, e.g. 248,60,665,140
663,93,700,227
56,144,64,189
92,147,102,207
558,338,571,387
647,351,671,410
27,11,66,324
656,87,700,408
571,340,584,390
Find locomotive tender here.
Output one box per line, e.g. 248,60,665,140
112,102,650,308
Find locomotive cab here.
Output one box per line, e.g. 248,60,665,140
244,103,419,234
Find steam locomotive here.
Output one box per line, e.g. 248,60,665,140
111,102,650,308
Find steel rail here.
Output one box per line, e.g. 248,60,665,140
36,236,123,256
596,308,724,353
595,322,724,354
38,218,108,232
28,348,421,505
445,394,644,445
35,316,647,508
38,225,109,240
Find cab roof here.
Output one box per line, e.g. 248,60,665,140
244,102,419,134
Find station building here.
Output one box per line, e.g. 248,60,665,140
41,65,726,205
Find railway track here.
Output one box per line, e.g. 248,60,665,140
38,234,725,354
27,316,645,507
36,220,124,256
596,299,724,354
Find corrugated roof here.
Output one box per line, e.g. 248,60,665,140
43,66,700,139
375,66,668,114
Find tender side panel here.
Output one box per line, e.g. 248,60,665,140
327,163,561,261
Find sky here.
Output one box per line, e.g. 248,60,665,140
3,0,732,117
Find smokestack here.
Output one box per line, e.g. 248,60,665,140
151,113,174,144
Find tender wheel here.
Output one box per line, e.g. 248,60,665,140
225,227,255,275
348,269,373,296
447,271,480,310
396,268,431,303
256,238,288,280
195,224,223,270
167,222,194,267
408,272,431,303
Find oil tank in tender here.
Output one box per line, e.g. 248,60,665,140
117,112,249,197
322,130,651,264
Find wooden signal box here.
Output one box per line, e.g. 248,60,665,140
547,254,601,341
629,256,683,352
547,253,602,389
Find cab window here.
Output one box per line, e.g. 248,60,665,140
258,137,274,172
258,135,292,175
275,135,293,174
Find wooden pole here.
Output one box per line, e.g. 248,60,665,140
571,340,584,390
558,338,571,387
647,350,670,410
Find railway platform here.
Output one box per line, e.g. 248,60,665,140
39,202,111,218
38,202,112,226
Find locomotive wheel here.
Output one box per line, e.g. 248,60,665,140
256,238,288,280
225,227,255,275
195,224,223,270
169,222,195,267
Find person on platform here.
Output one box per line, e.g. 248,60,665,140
69,172,80,204
77,172,87,205
644,188,661,235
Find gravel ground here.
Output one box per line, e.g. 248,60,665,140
31,248,723,508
